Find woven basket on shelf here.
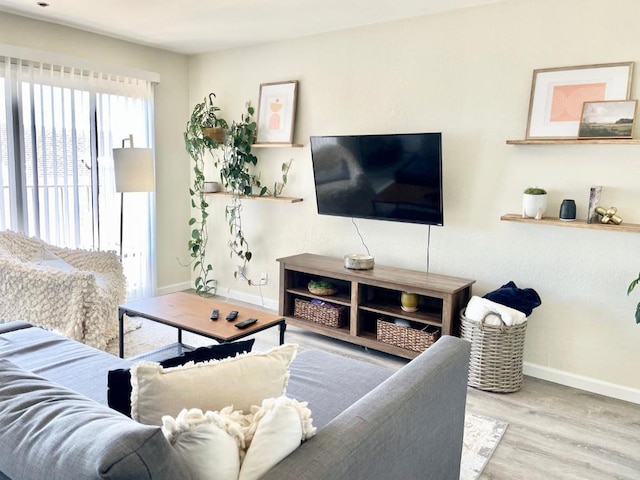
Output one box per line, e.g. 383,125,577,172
293,298,346,328
376,319,439,353
459,308,528,393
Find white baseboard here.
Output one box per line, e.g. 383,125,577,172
217,287,279,312
157,281,192,296
524,362,640,405
156,282,278,311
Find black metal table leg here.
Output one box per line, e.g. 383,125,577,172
279,321,287,345
118,309,125,358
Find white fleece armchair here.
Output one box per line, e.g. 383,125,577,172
0,230,125,350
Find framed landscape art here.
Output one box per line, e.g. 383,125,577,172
578,100,637,139
256,80,298,144
525,62,633,139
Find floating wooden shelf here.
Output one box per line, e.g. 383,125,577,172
205,192,303,203
252,143,304,148
506,139,640,145
500,213,640,233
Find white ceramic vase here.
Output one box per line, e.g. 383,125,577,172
203,181,220,193
522,194,547,219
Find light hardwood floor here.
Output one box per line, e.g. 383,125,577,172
111,314,640,479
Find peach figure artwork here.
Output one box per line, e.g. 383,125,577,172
269,98,283,130
550,82,606,122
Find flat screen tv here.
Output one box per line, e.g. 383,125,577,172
310,133,443,226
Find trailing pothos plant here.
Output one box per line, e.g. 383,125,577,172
184,93,226,295
627,273,640,324
253,159,293,197
216,102,258,276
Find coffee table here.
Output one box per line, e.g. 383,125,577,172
118,291,286,358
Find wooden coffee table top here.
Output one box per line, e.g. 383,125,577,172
119,291,284,342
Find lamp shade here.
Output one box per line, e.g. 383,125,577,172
112,147,155,193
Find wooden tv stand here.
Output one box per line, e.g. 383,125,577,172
277,253,475,359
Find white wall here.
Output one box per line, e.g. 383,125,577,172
189,0,640,402
0,12,192,292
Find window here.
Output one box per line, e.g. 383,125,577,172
0,53,157,300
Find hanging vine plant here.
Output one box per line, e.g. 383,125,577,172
216,102,258,276
184,93,227,295
185,96,294,284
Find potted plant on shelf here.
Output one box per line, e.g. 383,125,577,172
522,187,547,219
184,93,228,295
198,92,229,144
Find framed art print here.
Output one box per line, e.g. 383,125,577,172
578,100,637,139
256,80,298,144
525,62,633,139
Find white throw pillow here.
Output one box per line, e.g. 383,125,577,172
131,343,298,426
29,246,75,272
161,408,241,480
239,396,317,480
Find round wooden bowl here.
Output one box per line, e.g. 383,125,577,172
308,286,337,296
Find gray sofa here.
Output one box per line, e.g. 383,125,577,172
0,320,470,480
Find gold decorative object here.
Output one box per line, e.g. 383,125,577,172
595,206,623,225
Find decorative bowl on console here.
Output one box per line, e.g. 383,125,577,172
308,279,337,296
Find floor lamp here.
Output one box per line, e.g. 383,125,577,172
112,135,155,261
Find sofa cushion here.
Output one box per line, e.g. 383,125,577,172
108,339,255,416
161,408,241,480
0,325,132,405
285,349,395,429
160,396,316,480
131,343,298,426
239,396,316,480
0,358,189,480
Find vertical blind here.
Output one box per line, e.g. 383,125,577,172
0,53,157,300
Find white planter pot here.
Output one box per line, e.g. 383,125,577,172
203,181,220,193
522,194,547,219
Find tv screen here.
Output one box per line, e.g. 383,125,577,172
310,133,443,226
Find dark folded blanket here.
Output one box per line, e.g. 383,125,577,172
483,281,541,316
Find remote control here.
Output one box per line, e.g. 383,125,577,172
235,318,258,329
226,310,239,321
210,309,219,320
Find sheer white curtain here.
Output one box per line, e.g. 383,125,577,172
0,52,157,300
96,87,157,300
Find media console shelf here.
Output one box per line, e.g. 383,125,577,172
277,253,475,359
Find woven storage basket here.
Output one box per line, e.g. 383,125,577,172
293,298,346,328
459,308,528,393
376,319,439,353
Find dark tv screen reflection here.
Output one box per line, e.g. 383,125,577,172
310,133,443,226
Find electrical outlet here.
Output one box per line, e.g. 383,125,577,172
260,273,268,284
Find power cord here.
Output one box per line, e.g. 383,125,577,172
426,225,431,273
351,218,371,256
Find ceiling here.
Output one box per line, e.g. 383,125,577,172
0,0,504,55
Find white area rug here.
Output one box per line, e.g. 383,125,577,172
461,413,508,480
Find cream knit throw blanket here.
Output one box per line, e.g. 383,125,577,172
0,230,126,350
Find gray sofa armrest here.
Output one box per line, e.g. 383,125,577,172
262,336,470,480
0,358,191,480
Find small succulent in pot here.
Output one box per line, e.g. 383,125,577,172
522,187,548,219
